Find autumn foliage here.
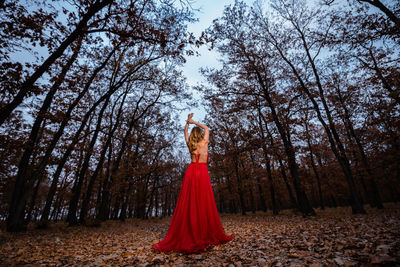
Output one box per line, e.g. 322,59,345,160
0,0,398,258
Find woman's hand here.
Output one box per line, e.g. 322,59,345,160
187,113,194,124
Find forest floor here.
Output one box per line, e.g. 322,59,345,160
0,203,399,266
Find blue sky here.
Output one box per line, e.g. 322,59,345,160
183,1,235,86
178,0,253,125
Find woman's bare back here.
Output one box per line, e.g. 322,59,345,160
190,141,208,163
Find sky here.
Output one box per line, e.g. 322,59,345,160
177,0,253,125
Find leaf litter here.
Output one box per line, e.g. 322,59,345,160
0,203,399,266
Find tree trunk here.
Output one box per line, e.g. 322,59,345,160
248,185,256,213
25,179,40,223
67,96,110,226
233,155,246,215
336,84,383,209
257,108,279,214
262,115,298,210
154,188,159,217
119,181,133,221
250,152,267,212
304,119,325,210
254,76,314,216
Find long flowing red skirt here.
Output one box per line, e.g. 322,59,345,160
152,161,234,254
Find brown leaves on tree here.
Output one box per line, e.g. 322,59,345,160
1,204,399,266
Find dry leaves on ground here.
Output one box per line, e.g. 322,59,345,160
0,203,399,266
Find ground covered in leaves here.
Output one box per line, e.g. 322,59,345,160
1,203,399,266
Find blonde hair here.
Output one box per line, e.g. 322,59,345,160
188,126,204,153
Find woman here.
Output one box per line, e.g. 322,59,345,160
152,113,234,254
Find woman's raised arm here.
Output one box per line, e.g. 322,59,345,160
184,122,189,145
184,113,193,145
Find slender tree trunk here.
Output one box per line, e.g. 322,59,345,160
304,120,325,210
51,178,66,222
303,29,365,214
79,141,111,224
162,188,168,217
133,181,147,219
336,85,383,209
266,158,279,214
250,153,267,212
98,141,113,219
262,116,298,210
257,108,279,214
254,79,314,215
224,167,237,213
248,185,256,213
25,179,40,223
146,187,156,218
154,188,159,217
67,96,110,226
26,118,48,224
41,111,94,223
112,197,121,220
95,179,104,216
119,131,145,221
233,154,246,215
256,176,267,212
119,182,133,221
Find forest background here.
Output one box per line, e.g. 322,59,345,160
0,0,399,235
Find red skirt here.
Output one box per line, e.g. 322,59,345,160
152,162,234,254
